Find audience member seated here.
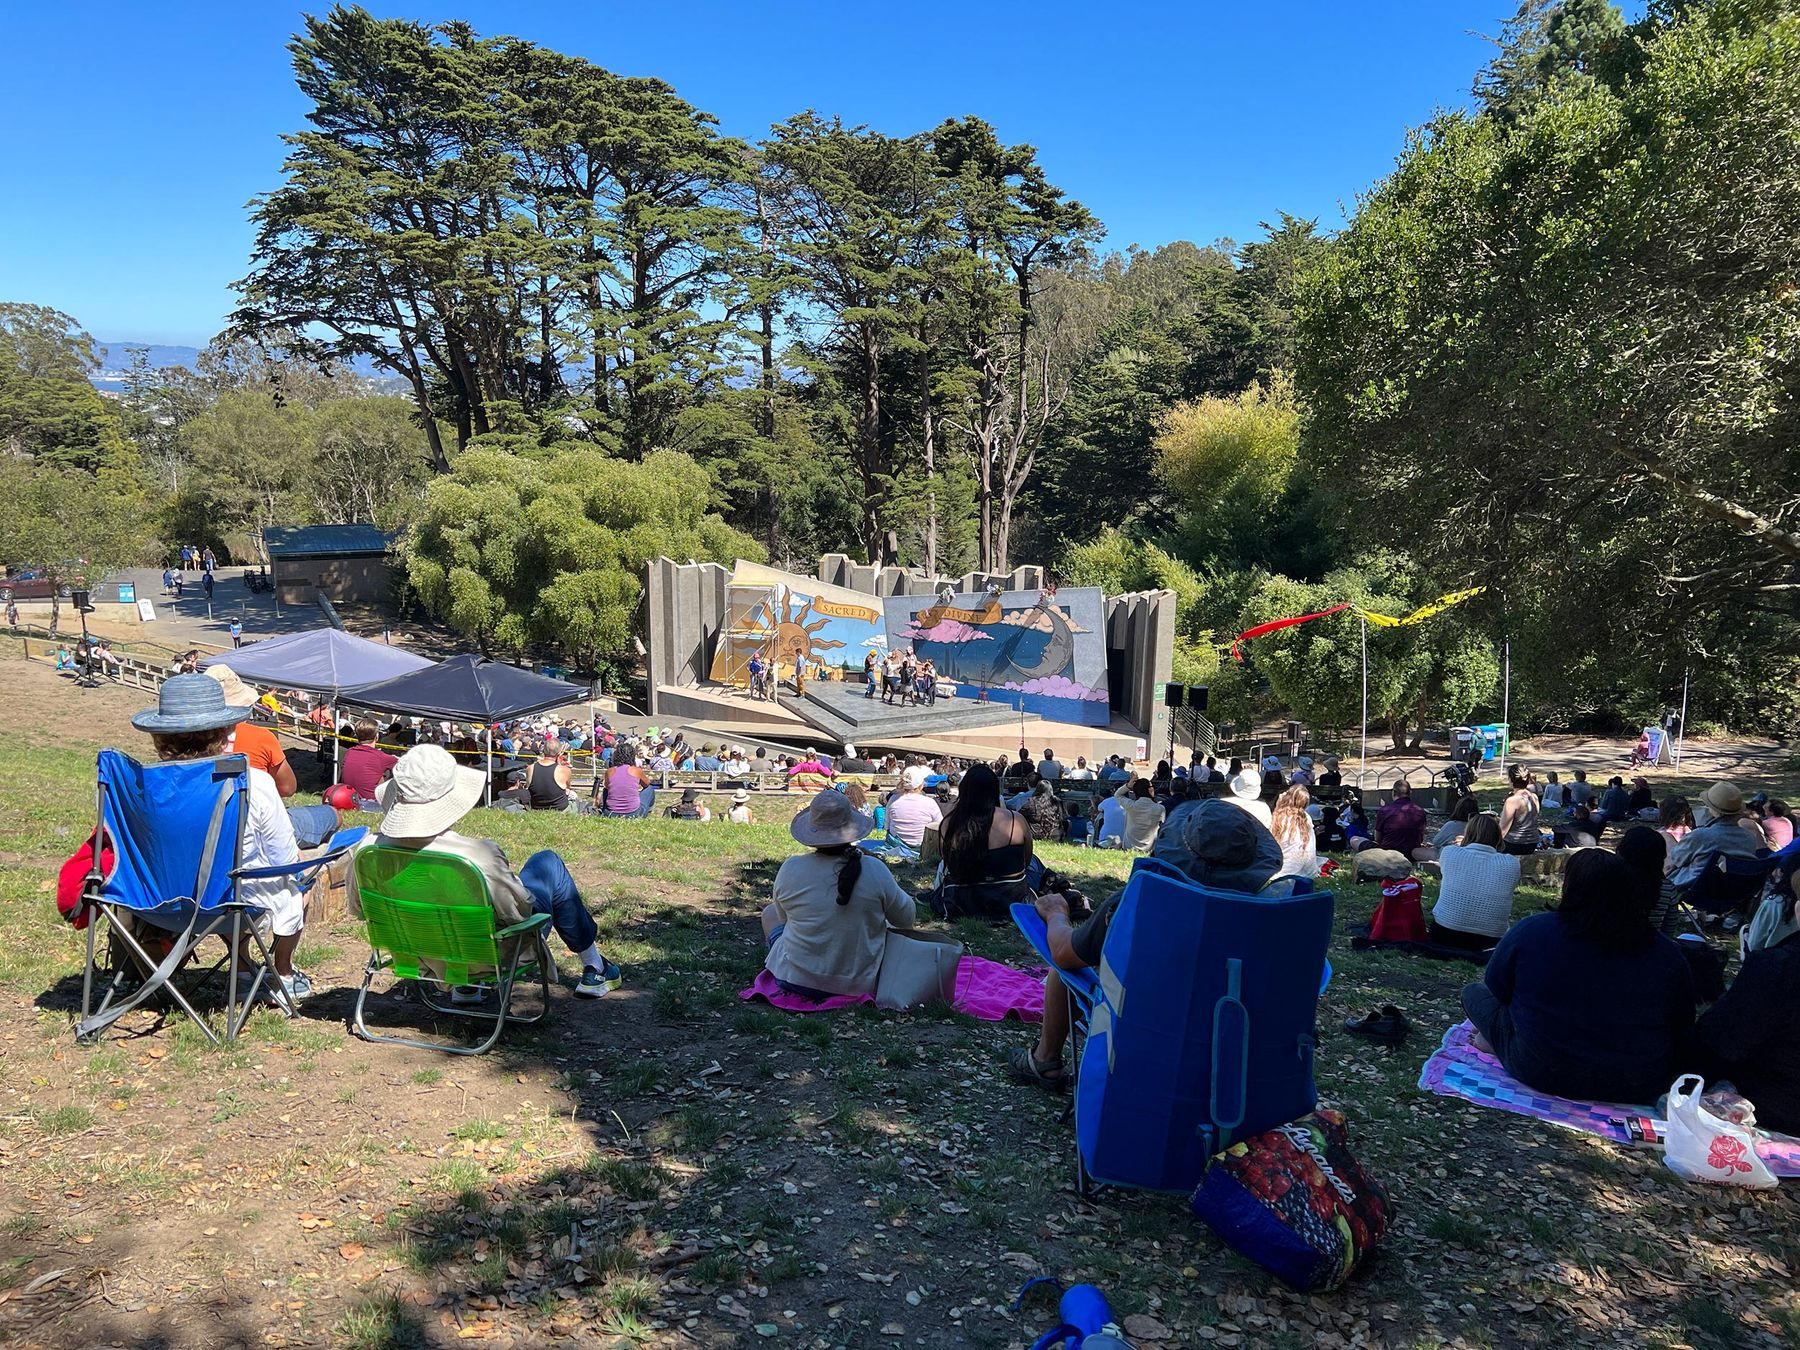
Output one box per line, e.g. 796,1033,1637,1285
204,665,341,847
1597,775,1632,827
527,740,578,813
339,717,401,807
1224,767,1273,827
1429,814,1519,950
1093,781,1127,846
934,764,1041,916
1668,781,1768,887
788,750,835,793
1315,757,1343,789
1370,781,1427,857
1343,796,1372,847
598,743,657,818
1564,769,1597,810
132,676,316,1003
1686,871,1800,1134
1258,755,1286,801
760,790,915,999
1557,803,1603,848
1432,791,1480,848
665,787,709,821
1753,797,1795,851
1317,804,1350,853
1497,765,1542,855
1115,779,1165,852
1460,848,1694,1102
1656,796,1694,859
1289,755,1315,787
352,745,622,998
727,790,754,824
886,766,943,847
1018,777,1067,843
1614,825,1686,944
1270,785,1319,879
1538,771,1564,810
1010,800,1287,1091
1627,776,1656,816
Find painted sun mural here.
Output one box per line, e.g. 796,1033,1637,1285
707,562,885,686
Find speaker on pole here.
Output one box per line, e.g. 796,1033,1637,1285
1186,685,1209,711
71,588,92,613
1164,682,1187,709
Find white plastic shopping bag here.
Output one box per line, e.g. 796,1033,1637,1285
1663,1075,1779,1190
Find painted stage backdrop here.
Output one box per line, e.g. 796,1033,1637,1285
707,561,886,686
883,587,1110,726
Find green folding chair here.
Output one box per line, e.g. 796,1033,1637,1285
350,846,553,1055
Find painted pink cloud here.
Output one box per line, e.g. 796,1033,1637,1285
1000,674,1108,701
902,618,993,643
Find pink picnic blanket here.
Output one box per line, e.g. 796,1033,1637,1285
740,955,1044,1022
1419,1021,1800,1178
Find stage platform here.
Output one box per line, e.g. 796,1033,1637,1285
648,679,1148,763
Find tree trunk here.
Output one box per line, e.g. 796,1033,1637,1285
860,325,883,564
1388,716,1410,752
920,343,938,577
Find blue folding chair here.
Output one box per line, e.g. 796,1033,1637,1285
1681,850,1776,928
76,750,364,1044
1013,857,1333,1195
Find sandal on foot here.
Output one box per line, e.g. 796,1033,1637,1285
1006,1045,1070,1093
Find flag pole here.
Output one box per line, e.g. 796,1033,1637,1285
1359,616,1369,789
1675,666,1690,770
1501,637,1511,776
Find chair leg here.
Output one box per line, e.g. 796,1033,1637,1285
353,955,521,1056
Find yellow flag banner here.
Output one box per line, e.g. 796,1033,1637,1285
1357,586,1486,629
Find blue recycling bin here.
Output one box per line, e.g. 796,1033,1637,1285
1472,723,1509,761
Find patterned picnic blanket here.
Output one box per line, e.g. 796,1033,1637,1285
1418,1021,1800,1178
740,954,1044,1022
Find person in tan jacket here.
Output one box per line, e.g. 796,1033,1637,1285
349,745,622,999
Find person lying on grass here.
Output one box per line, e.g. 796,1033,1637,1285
760,790,915,1000
1008,800,1289,1092
350,745,623,1000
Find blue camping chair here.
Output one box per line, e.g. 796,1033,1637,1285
1013,857,1333,1195
77,750,364,1044
1681,850,1776,927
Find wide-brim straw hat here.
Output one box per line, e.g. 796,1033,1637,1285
1229,769,1262,801
732,790,749,805
203,664,258,708
790,789,875,848
1703,781,1745,817
131,674,244,735
375,744,486,838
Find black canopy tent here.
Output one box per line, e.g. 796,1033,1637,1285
340,655,594,804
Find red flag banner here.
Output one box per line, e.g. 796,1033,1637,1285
1228,603,1352,661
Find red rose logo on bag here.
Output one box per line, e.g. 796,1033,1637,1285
1706,1134,1753,1175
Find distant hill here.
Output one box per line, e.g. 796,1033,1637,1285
91,340,399,392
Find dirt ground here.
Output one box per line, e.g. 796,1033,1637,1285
3,657,1799,1349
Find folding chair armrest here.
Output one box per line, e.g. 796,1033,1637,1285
237,827,368,882
494,913,553,940
1130,856,1189,884
1010,902,1100,1012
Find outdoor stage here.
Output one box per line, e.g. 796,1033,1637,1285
649,678,1148,762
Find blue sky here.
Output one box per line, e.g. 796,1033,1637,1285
1,2,1522,346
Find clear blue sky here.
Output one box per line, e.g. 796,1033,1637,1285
0,2,1520,346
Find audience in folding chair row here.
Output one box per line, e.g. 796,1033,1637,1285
129,675,319,1004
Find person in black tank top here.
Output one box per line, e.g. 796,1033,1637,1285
527,747,573,812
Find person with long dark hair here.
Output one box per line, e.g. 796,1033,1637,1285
1461,848,1694,1102
762,790,915,998
931,764,1040,919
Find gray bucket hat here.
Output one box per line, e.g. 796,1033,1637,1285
790,789,875,848
131,674,244,735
